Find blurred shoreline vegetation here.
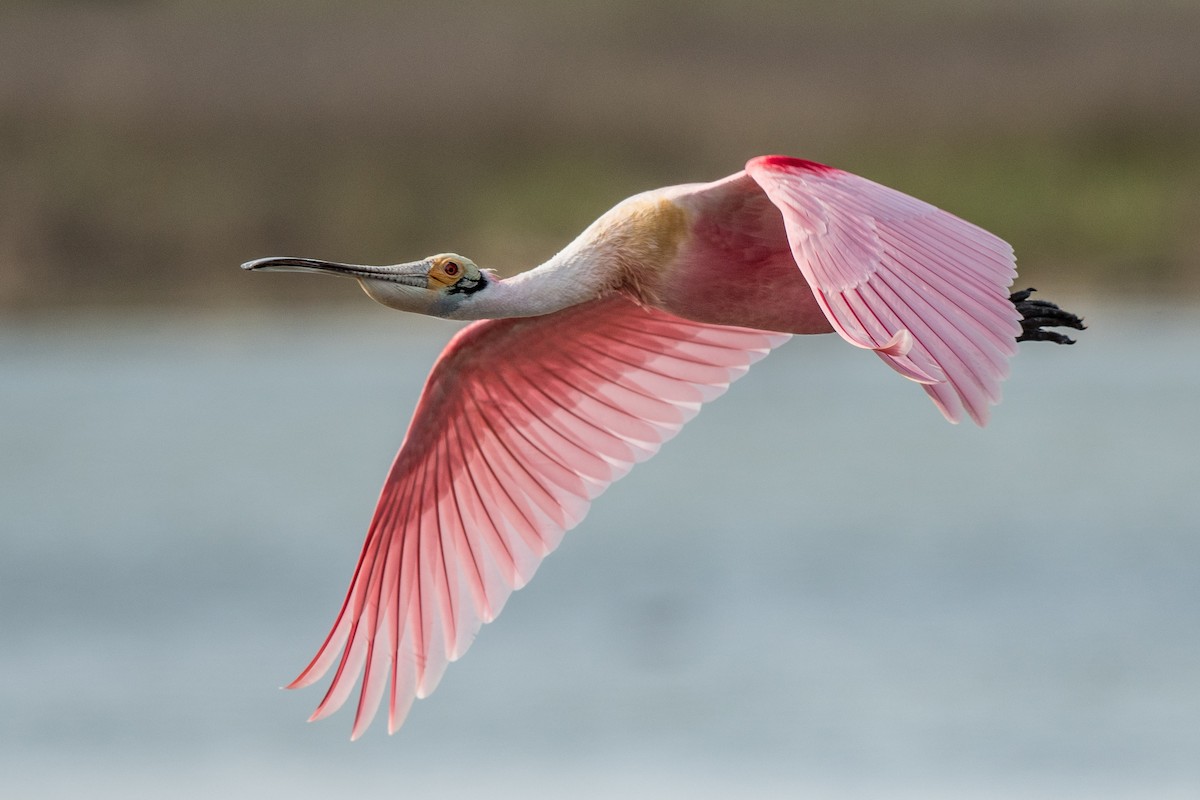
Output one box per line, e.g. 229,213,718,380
1,0,1197,312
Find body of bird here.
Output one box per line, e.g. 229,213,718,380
243,155,1083,739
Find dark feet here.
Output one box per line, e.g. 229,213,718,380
1010,288,1086,345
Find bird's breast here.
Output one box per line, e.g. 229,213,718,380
584,188,831,335
637,190,833,335
600,196,692,285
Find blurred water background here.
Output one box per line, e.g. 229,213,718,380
2,2,1198,798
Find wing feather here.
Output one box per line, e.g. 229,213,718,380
746,155,1021,425
291,294,787,737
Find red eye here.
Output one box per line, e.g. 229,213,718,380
444,262,460,276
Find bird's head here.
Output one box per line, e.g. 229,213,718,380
241,253,492,317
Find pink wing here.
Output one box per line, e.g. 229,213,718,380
288,294,787,738
746,155,1021,425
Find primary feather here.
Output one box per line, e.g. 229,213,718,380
288,296,785,738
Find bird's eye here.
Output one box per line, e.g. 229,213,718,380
444,261,460,277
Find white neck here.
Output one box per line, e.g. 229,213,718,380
444,240,618,321
438,192,688,321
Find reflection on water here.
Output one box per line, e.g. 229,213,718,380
1,307,1197,799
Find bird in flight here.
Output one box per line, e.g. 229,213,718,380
243,155,1083,739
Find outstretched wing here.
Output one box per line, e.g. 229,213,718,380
289,294,787,738
746,155,1021,425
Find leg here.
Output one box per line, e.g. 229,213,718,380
1010,288,1086,345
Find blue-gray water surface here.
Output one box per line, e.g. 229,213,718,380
1,306,1197,799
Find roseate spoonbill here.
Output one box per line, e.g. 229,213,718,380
243,155,1083,739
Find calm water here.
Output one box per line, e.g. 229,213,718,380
1,306,1197,799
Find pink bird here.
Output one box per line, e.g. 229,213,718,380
243,155,1083,739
